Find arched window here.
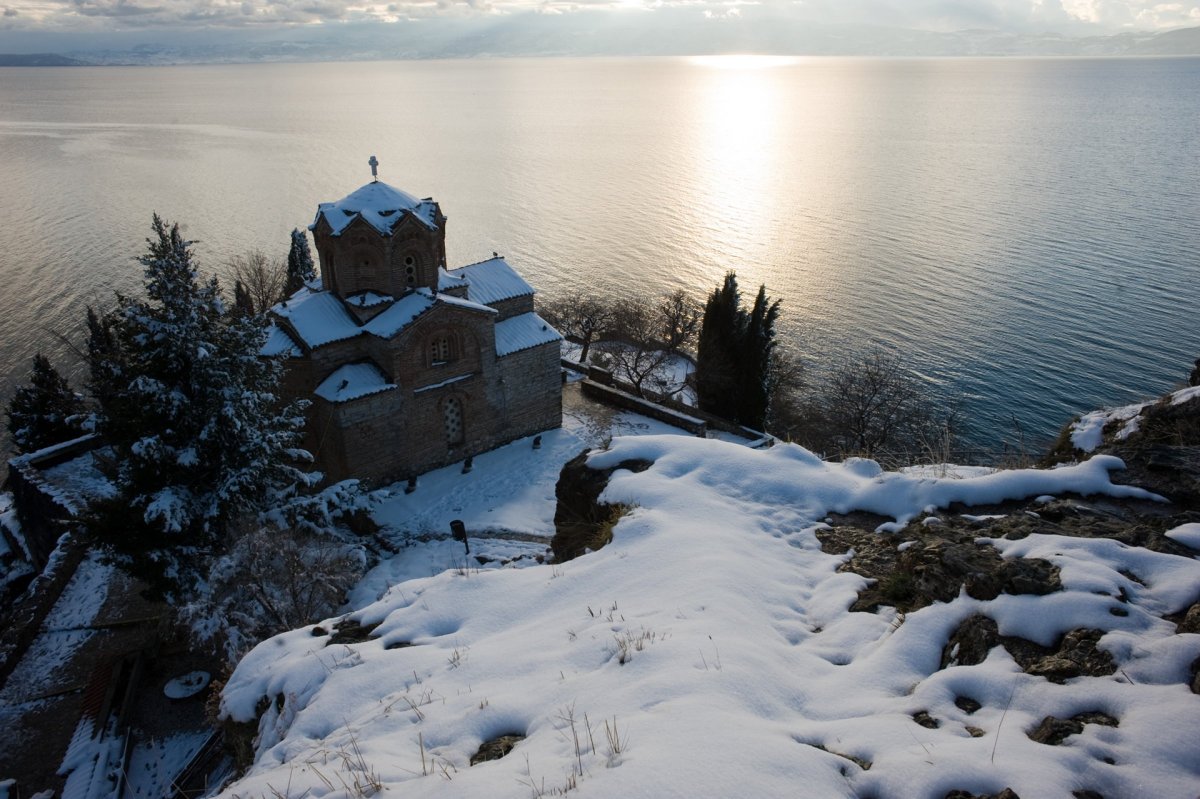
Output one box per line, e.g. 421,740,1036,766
430,335,452,365
443,397,465,446
404,255,418,286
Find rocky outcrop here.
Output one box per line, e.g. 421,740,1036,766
551,450,650,562
816,524,1062,614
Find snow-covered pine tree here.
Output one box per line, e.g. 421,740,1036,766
5,353,87,454
285,227,316,297
89,215,313,600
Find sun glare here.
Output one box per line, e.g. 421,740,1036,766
689,54,799,70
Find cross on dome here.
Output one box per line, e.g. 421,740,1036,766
368,155,379,182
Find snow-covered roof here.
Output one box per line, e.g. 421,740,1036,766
449,257,535,305
361,290,437,339
261,323,302,357
314,363,397,403
272,291,361,348
435,291,498,316
312,181,440,237
272,288,500,350
438,267,468,292
495,312,562,357
345,290,394,309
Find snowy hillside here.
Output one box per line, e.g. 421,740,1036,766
219,436,1200,799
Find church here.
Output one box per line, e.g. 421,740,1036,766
262,168,563,485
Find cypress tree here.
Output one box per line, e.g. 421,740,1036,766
285,228,316,296
695,273,742,419
737,284,781,429
695,273,781,430
6,353,87,454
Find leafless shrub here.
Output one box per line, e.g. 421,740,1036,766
228,249,287,315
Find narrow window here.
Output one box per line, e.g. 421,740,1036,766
443,397,464,446
430,335,451,365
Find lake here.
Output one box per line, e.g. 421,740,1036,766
1,56,1198,454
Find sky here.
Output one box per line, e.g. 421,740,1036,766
2,0,1199,41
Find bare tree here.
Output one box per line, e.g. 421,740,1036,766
539,293,620,364
600,299,678,398
181,520,367,661
763,348,806,439
228,249,286,315
811,346,961,460
658,289,701,354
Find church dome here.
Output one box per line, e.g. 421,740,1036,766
312,181,440,237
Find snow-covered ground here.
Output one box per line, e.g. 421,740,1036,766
561,340,696,405
218,432,1200,799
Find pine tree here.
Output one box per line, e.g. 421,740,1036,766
285,228,316,296
89,215,312,600
6,353,87,454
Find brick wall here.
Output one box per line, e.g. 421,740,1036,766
488,294,535,321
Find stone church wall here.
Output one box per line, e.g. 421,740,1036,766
497,342,563,441
488,295,535,322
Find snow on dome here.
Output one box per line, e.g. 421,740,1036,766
495,312,562,356
314,362,397,403
449,257,535,305
312,181,440,237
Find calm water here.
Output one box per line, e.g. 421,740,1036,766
1,56,1198,453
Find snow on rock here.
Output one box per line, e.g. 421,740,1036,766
1165,522,1200,551
1071,385,1200,453
218,438,1196,799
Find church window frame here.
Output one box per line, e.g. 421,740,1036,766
429,331,458,367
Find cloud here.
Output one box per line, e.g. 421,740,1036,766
0,0,1195,37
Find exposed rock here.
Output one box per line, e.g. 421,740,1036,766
471,733,525,765
941,616,1114,682
1028,711,1118,746
941,614,1006,669
1175,602,1200,634
552,450,650,562
1025,629,1115,682
818,526,1061,614
912,710,940,729
326,618,381,646
954,696,981,715
1072,791,1104,799
944,789,1021,799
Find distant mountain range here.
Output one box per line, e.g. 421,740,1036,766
0,53,88,66
3,20,1199,66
